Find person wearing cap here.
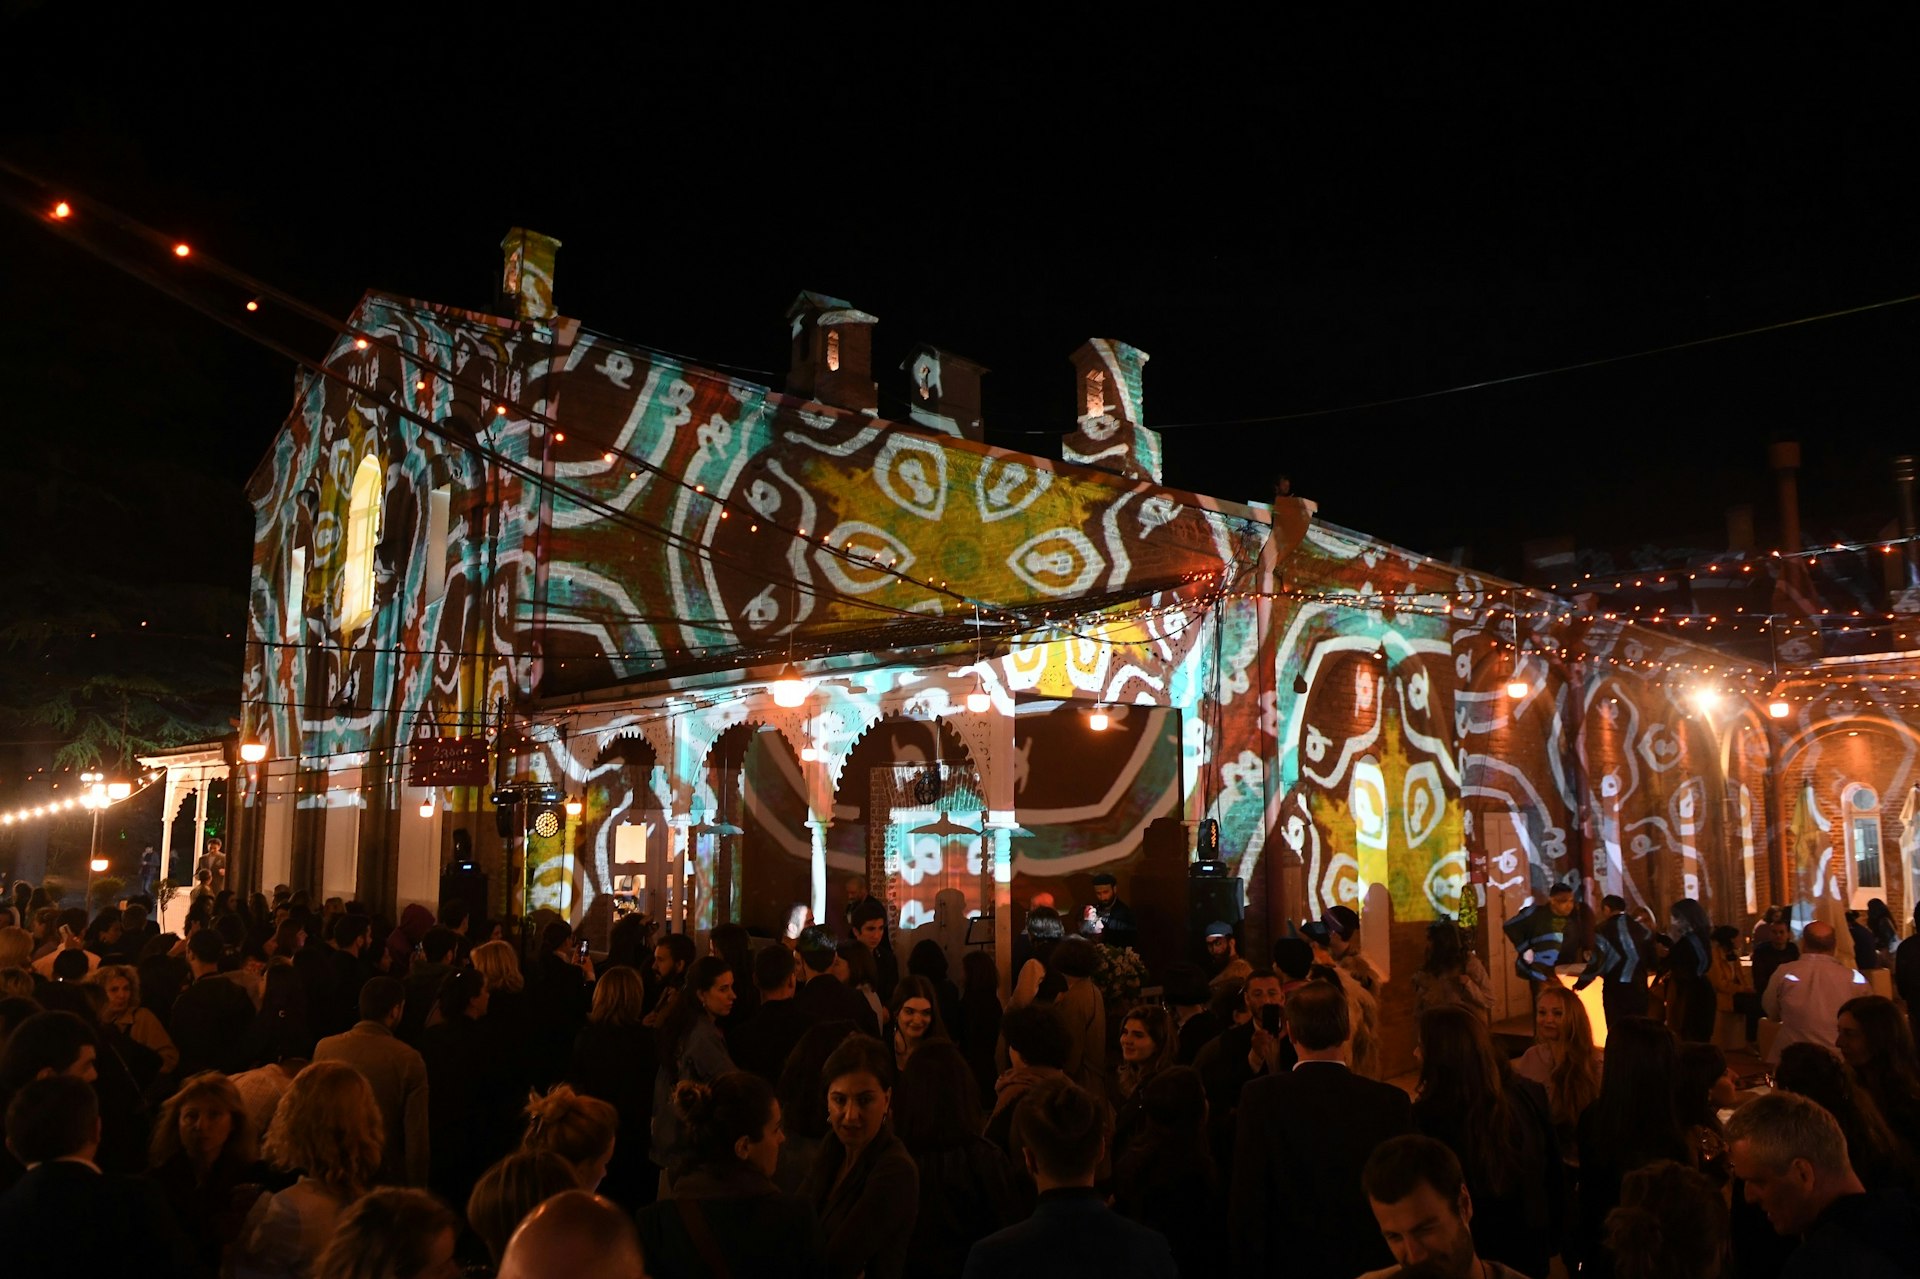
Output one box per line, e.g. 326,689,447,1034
1162,961,1218,1064
1083,873,1139,952
1502,880,1594,984
1203,921,1251,990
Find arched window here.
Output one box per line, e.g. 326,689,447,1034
1085,369,1105,416
825,329,841,372
340,454,382,629
1844,783,1883,890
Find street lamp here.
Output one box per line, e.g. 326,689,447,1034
239,741,268,764
80,773,110,907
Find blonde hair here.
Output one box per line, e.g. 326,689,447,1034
314,1187,458,1279
588,966,647,1026
0,968,33,1000
150,1072,256,1170
465,1149,578,1264
1537,985,1602,1131
264,1060,384,1198
86,963,142,1009
471,940,525,994
0,927,30,970
521,1084,618,1171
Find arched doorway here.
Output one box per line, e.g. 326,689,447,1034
831,715,981,935
695,722,808,936
584,735,664,937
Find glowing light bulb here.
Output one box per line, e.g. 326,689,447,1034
106,781,131,801
354,337,368,349
239,741,267,764
418,798,435,818
1505,678,1529,700
52,201,71,219
1692,687,1722,712
173,243,190,257
89,857,108,874
800,745,818,762
1088,708,1110,731
1769,700,1791,719
245,299,259,312
966,687,992,714
565,796,583,818
771,667,807,707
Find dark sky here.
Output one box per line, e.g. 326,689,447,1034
4,10,1918,586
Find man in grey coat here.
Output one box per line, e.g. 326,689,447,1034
314,975,430,1185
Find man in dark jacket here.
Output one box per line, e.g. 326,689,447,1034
849,900,899,1004
1727,1089,1920,1278
401,926,460,1044
325,913,376,1036
1193,968,1290,1176
0,1076,198,1273
1575,893,1653,1025
169,930,256,1077
1085,872,1140,952
962,1076,1175,1278
1231,978,1413,1279
731,944,812,1085
792,926,879,1036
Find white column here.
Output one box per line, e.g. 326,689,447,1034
159,773,180,888
979,703,1019,1000
667,813,693,933
806,817,832,924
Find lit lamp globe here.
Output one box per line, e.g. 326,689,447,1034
1505,678,1529,700
106,781,131,801
1088,708,1110,732
966,685,992,714
89,857,109,874
565,796,584,818
239,741,268,764
1768,700,1791,720
417,798,435,819
771,667,807,708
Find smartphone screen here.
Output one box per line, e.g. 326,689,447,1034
1260,1004,1282,1034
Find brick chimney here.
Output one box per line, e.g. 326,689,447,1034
786,292,878,414
900,343,987,441
499,228,562,322
1063,339,1161,483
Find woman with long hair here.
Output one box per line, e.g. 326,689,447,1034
1412,919,1494,1016
470,937,538,1097
837,939,888,1031
1574,1017,1691,1273
1838,993,1920,1154
1666,899,1716,1042
775,1019,859,1193
147,1071,263,1272
803,1033,920,1279
1772,1041,1916,1190
892,1041,1017,1279
1511,984,1602,1153
567,964,656,1208
708,922,760,1031
649,954,737,1181
1009,907,1065,1008
635,1071,825,1278
1111,1004,1177,1167
907,938,965,1040
1413,1004,1560,1277
1674,1042,1737,1180
888,975,948,1075
87,963,178,1077
312,1187,459,1279
233,1060,385,1279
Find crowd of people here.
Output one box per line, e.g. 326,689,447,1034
2,871,1920,1277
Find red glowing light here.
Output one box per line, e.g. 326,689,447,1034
52,201,71,219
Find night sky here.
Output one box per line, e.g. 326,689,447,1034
5,10,1918,588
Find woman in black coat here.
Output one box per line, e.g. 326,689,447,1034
958,951,1002,1106
907,940,965,1042
1667,899,1717,1044
893,1041,1019,1278
1113,1066,1224,1276
802,1034,921,1279
635,1070,825,1278
567,966,657,1210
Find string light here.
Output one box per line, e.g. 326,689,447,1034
51,200,71,219
172,243,190,257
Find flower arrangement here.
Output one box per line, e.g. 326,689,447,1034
1091,943,1148,1005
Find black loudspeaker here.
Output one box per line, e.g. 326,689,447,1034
441,866,490,927
1188,873,1245,936
492,788,520,839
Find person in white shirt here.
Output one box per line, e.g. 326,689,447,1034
1762,921,1867,1065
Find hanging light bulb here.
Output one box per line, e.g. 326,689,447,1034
565,796,584,818
1088,707,1110,731
418,796,435,819
1505,676,1529,700
800,744,818,762
239,741,267,764
966,680,991,714
771,665,807,707
1768,699,1791,719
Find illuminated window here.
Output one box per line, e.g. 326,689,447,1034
915,360,933,400
826,330,840,372
1846,784,1882,889
340,454,382,628
1085,369,1105,416
286,546,306,641
425,485,451,601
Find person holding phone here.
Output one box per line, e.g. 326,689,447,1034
1191,968,1290,1175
